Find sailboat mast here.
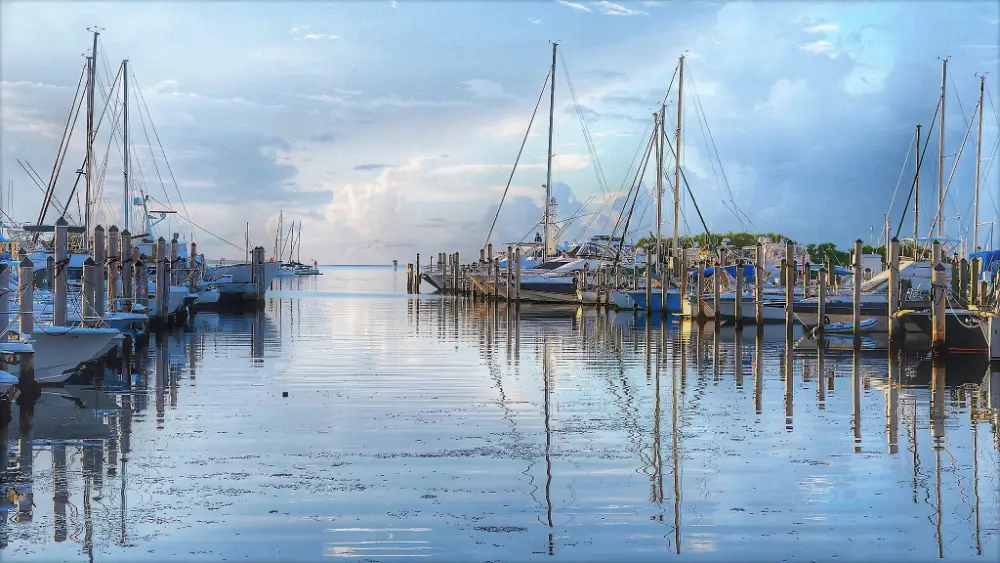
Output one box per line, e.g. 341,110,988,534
543,42,558,258
936,57,948,237
122,59,130,233
673,54,684,254
654,107,664,277
297,221,303,263
973,74,985,252
914,123,921,253
84,28,99,250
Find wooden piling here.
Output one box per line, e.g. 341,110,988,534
514,247,521,305
785,241,796,322
82,257,96,323
713,263,721,326
121,229,133,309
415,253,421,294
755,243,764,324
137,256,148,309
734,259,744,328
493,258,500,302
45,256,54,290
94,225,106,319
506,245,513,300
852,239,862,336
696,259,705,319
888,237,900,340
189,242,199,293
155,237,167,324
932,261,947,352
970,256,980,306
53,216,69,327
18,255,33,335
645,250,652,313
0,263,8,336
817,266,827,336
107,226,120,313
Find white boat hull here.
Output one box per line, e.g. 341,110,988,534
24,327,121,384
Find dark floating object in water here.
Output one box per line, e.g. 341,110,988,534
282,391,289,398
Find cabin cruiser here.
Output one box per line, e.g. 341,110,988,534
516,235,635,303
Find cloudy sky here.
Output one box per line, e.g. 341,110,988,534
1,1,998,263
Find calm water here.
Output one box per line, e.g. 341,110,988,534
2,266,999,561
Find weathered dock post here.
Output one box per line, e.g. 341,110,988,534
506,245,514,301
514,247,521,305
169,235,180,289
644,249,652,313
931,239,941,266
0,263,8,335
155,237,168,326
138,255,150,309
734,259,744,329
492,257,500,303
94,225,106,319
713,262,721,328
677,251,688,318
957,257,968,306
189,242,199,293
441,252,449,294
454,253,461,296
888,237,901,341
406,263,413,294
852,239,863,336
18,255,34,336
415,253,421,295
121,229,133,310
255,246,266,302
784,240,795,331
755,243,765,324
53,216,69,326
107,226,120,312
82,257,96,323
932,261,947,353
970,250,981,306
696,259,706,319
45,256,55,290
817,266,827,336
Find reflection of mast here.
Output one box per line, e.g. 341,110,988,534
931,359,945,559
651,325,663,507
542,338,554,554
119,390,132,547
671,336,681,554
83,472,94,563
971,387,981,555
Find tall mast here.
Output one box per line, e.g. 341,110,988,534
297,221,303,263
936,57,948,238
654,107,664,278
673,54,684,254
543,42,558,258
973,74,985,252
914,123,921,254
85,27,99,250
122,59,130,233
